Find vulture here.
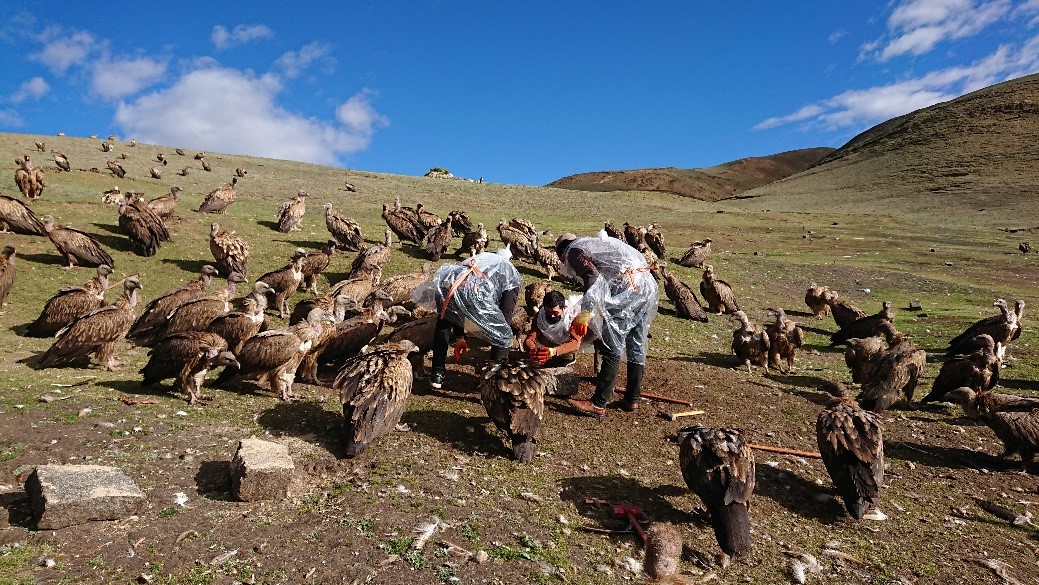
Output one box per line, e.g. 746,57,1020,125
101,186,122,205
35,140,45,152
830,301,896,346
946,299,1019,363
496,218,536,258
1020,242,1031,254
382,202,425,246
449,210,473,236
147,186,182,220
644,223,665,258
100,141,113,152
524,280,551,316
14,155,45,200
51,151,70,172
415,203,442,231
623,222,644,250
324,203,364,251
118,195,171,257
179,167,191,177
299,300,392,385
529,244,564,281
844,336,889,384
804,283,830,317
327,272,379,310
700,264,739,315
364,262,431,309
660,263,709,322
149,167,162,179
42,215,115,269
301,241,337,295
213,308,336,400
921,334,1001,403
156,153,167,164
290,293,360,327
766,308,804,374
677,425,755,558
478,359,549,463
816,381,885,519
277,190,308,232
0,245,15,307
602,220,622,240
127,265,218,344
145,272,249,345
200,158,212,172
384,313,436,378
197,177,238,214
209,222,250,277
946,387,1039,417
106,159,126,178
175,148,186,156
731,310,769,374
456,223,488,258
349,230,393,278
37,277,143,371
855,335,927,412
257,249,308,318
206,291,270,353
24,264,112,338
235,167,247,177
826,291,867,329
424,213,455,262
140,331,239,404
945,387,1039,472
336,340,419,458
0,195,46,235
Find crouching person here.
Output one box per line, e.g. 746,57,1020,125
523,290,587,367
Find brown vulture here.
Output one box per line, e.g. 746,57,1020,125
213,308,336,400
24,264,112,338
456,222,488,258
804,283,830,317
699,264,739,315
0,195,45,235
826,291,867,329
277,190,308,232
449,210,473,236
644,223,665,258
145,272,248,345
301,241,336,295
415,203,442,231
478,359,548,463
349,229,393,277
424,213,455,262
42,215,114,269
257,249,307,318
209,222,250,277
382,202,425,246
298,300,392,385
324,203,364,251
118,195,171,257
127,265,218,344
946,387,1039,472
206,296,266,354
529,244,564,281
660,263,708,322
766,307,804,373
844,336,889,385
677,425,755,558
496,218,535,258
363,262,431,309
140,331,239,404
149,167,162,179
147,186,181,220
291,292,361,326
336,340,419,458
51,151,70,172
731,310,769,374
197,177,238,214
921,334,1001,403
0,245,15,307
602,220,622,240
816,381,885,519
15,155,45,200
326,273,378,311
106,159,126,178
622,221,644,250
947,299,1020,364
830,301,896,346
855,335,927,412
384,313,436,378
38,277,143,371
235,167,247,177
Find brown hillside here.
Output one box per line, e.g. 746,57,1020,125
546,147,833,201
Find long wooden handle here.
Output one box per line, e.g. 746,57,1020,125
748,443,822,459
621,390,694,406
625,510,647,543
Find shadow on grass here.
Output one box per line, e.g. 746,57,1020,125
194,460,233,500
557,475,707,537
754,463,845,524
16,251,65,267
999,377,1039,392
676,351,737,369
0,490,34,529
885,439,1005,471
160,257,213,275
765,371,831,390
402,408,510,460
255,399,345,457
89,223,136,254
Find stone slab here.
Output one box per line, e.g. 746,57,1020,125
25,464,145,530
541,366,580,397
231,437,294,502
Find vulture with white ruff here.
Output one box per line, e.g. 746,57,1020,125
43,215,114,269
324,203,364,251
209,222,250,276
24,264,112,338
197,177,238,214
276,190,308,232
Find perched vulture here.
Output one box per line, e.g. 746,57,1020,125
324,203,364,251
277,190,308,232
0,245,15,307
147,186,182,220
209,222,250,277
206,296,267,353
140,331,239,404
602,220,622,240
677,425,755,558
816,382,885,519
946,299,1018,362
336,340,419,458
766,307,804,374
118,195,171,257
197,177,238,214
456,223,488,258
42,215,114,269
179,167,191,177
290,293,360,327
213,308,336,400
424,213,455,262
149,167,162,179
326,273,379,312
349,230,393,278
449,210,473,236
415,203,442,231
384,313,436,377
644,223,665,258
299,301,392,385
127,265,218,344
622,222,644,250
14,155,45,200
145,272,248,345
200,158,211,172
301,241,337,295
826,291,867,329
257,249,307,318
731,310,769,373
24,264,112,337
106,159,126,178
37,277,143,371
844,336,889,384
855,335,927,412
382,202,425,246
478,359,548,463
830,301,896,346
921,334,1001,403
100,141,113,152
194,151,206,160
0,195,45,235
945,387,1039,472
660,263,709,322
700,264,739,315
804,283,830,317
51,151,70,172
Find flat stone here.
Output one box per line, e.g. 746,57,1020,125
541,366,580,397
230,437,294,502
25,464,145,530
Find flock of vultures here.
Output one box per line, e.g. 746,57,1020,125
0,137,1036,567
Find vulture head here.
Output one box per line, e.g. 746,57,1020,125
201,265,220,278
97,264,114,278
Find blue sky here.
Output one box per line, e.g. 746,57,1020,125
1,1,1037,186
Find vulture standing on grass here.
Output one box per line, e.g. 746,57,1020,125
38,277,143,371
766,308,804,374
844,336,889,384
24,264,112,338
277,190,308,232
43,215,114,269
660,263,709,322
826,291,867,329
382,202,425,246
140,331,239,404
147,186,181,220
856,335,928,412
106,159,126,178
145,272,248,345
945,387,1039,473
206,295,268,353
149,167,162,179
804,283,831,317
100,141,113,152
457,223,488,258
530,244,565,281
324,203,364,251
496,218,536,258
209,222,250,276
677,425,755,559
946,299,1019,362
197,177,238,214
731,310,769,374
921,334,1001,403
830,301,896,346
349,230,393,278
424,213,455,262
301,241,337,295
258,249,307,318
15,155,45,201
644,223,666,258
127,265,218,344
235,167,247,177
0,245,15,307
51,151,70,172
816,381,884,519
365,262,431,309
700,264,739,315
415,203,442,231
0,195,45,235
623,222,644,250
479,359,548,463
200,158,212,172
449,210,473,236
290,293,359,327
602,220,622,240
179,167,191,177
118,195,171,257
336,340,419,458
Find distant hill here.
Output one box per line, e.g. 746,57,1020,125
546,147,833,201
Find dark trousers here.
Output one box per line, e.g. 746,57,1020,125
432,318,508,373
590,339,645,408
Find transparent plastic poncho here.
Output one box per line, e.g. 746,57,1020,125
429,251,522,349
560,236,658,364
534,294,594,352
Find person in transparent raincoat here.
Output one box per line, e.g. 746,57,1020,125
427,246,521,388
523,290,588,368
555,232,658,417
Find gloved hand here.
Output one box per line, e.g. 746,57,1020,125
529,346,554,364
453,338,468,362
570,311,591,338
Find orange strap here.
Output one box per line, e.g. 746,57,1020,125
622,267,652,291
439,263,486,319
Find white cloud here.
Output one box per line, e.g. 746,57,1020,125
211,24,274,49
275,41,334,78
114,67,388,165
91,56,167,101
0,109,24,127
1015,0,1039,26
828,29,848,44
10,77,50,103
860,0,1011,61
30,30,96,74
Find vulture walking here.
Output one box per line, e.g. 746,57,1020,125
197,177,238,214
147,187,181,220
816,382,885,519
478,360,548,463
38,277,143,371
766,308,803,374
946,387,1039,472
449,210,473,236
140,331,239,404
660,263,708,322
826,292,867,329
602,221,622,240
24,264,112,337
496,218,536,258
731,310,769,374
336,340,420,458
119,195,171,257
0,245,15,307
277,190,308,232
946,299,1020,363
424,213,455,262
127,265,218,344
15,155,45,200
844,336,890,385
106,159,126,178
0,195,45,235
700,264,739,315
921,334,1001,403
43,215,114,269
209,222,250,276
855,335,927,412
644,223,665,258
257,249,308,318
830,301,896,346
804,283,830,317
298,299,392,385
324,203,364,251
677,425,755,558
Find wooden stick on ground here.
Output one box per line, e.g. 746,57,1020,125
620,390,694,407
748,443,822,459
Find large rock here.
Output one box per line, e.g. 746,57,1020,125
541,366,580,397
25,465,145,529
230,437,294,502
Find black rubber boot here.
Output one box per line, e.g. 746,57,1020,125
622,362,645,411
490,345,510,363
591,344,621,408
